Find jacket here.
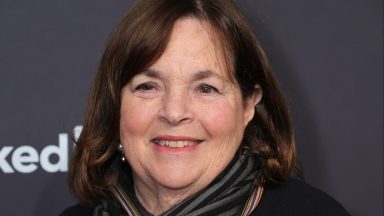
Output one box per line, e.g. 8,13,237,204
59,179,350,216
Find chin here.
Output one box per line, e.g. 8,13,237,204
151,166,204,191
158,178,196,190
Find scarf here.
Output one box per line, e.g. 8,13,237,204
94,152,263,216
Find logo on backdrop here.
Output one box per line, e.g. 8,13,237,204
0,125,83,174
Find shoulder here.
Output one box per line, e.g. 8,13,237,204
59,204,93,216
251,178,351,216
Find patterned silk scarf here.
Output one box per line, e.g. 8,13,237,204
95,152,263,216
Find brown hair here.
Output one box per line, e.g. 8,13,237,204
69,0,296,206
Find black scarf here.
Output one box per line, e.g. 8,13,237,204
94,152,262,216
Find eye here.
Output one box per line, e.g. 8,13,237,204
197,83,220,94
134,82,158,91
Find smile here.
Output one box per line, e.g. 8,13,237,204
153,140,197,148
152,135,203,149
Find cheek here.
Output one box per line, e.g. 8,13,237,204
198,99,244,139
119,99,155,140
120,105,138,138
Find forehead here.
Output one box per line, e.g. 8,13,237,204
148,17,233,80
168,18,214,48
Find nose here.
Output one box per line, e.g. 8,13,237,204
159,90,193,126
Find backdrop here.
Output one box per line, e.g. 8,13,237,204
0,0,382,215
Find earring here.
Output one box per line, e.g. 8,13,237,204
118,144,126,162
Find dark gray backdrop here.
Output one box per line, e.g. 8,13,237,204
0,0,382,215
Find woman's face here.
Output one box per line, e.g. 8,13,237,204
120,18,259,196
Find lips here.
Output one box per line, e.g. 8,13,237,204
152,136,203,148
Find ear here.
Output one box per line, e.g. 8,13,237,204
243,84,263,126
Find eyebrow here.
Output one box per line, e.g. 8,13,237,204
142,68,223,81
142,68,162,78
193,70,221,80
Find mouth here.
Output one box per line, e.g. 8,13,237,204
153,140,200,148
152,136,203,148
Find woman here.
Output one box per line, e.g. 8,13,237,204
61,0,350,215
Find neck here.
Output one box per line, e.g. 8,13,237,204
132,174,211,216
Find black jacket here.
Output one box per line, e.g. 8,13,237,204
250,179,350,215
60,179,350,216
